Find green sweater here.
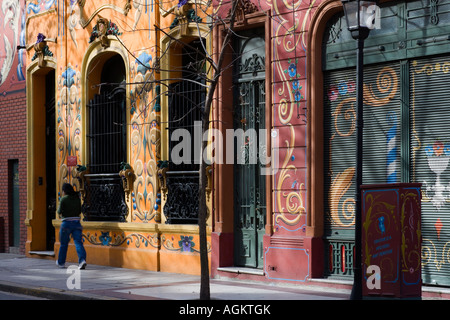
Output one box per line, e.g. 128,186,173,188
57,194,82,219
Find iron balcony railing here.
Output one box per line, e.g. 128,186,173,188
163,170,199,224
82,173,128,222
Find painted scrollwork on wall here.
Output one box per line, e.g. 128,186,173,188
129,51,161,223
269,1,312,230
275,124,306,226
57,64,82,187
2,0,25,87
84,231,160,248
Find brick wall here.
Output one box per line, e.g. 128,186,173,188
0,90,27,254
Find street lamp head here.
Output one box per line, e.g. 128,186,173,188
341,0,378,40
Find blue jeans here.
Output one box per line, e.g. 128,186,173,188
57,220,87,265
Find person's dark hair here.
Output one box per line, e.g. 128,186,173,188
62,183,78,196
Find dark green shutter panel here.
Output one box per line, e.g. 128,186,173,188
410,55,450,286
323,62,401,277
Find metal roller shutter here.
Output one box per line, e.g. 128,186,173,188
323,62,401,277
411,55,450,286
322,0,450,285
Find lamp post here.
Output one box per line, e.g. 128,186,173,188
341,0,378,300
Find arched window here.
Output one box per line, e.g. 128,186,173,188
88,54,126,174
83,53,128,222
164,39,206,225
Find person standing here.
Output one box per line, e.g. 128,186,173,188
56,183,87,269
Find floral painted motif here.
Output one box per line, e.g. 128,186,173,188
423,140,450,210
284,59,304,103
161,234,209,253
99,231,112,245
287,63,297,77
425,141,450,157
57,64,81,187
328,86,338,101
179,236,195,252
328,80,356,101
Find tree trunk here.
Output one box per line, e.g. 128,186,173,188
198,0,238,300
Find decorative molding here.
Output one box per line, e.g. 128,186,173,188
123,0,132,16
157,160,169,199
159,0,209,18
31,33,54,67
431,0,439,25
205,165,212,199
88,16,122,48
74,165,87,198
227,0,258,23
169,4,202,35
119,162,136,200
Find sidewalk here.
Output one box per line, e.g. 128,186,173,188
0,253,349,301
1,253,449,301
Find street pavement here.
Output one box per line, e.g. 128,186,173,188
1,253,449,308
0,253,350,302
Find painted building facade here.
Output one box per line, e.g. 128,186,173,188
0,0,27,254
25,0,213,274
24,0,450,288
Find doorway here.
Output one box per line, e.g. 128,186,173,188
233,29,266,268
9,160,20,250
45,69,56,250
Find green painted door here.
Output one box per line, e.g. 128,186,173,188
234,29,266,268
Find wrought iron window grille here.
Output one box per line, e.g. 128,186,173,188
82,173,128,222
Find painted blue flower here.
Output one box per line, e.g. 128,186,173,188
288,63,296,77
99,232,112,246
179,236,194,252
445,145,450,156
294,90,303,102
292,80,299,90
338,82,348,95
425,145,434,157
136,51,152,75
62,67,76,87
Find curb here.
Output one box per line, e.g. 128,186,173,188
0,281,122,300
